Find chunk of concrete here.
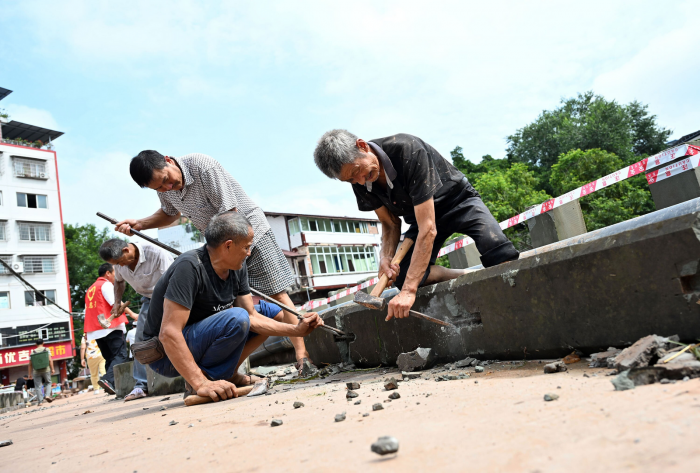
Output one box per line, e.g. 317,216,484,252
402,372,422,380
544,393,559,401
613,335,670,372
454,357,476,368
113,361,136,398
388,392,400,400
611,371,635,391
293,402,304,409
335,412,346,422
346,382,360,390
626,360,700,386
544,361,567,374
346,390,359,399
372,403,384,411
271,419,283,427
396,347,436,372
384,378,399,390
371,436,399,455
589,348,621,368
146,366,185,396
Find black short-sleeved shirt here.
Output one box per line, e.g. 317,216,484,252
143,246,250,341
352,134,479,225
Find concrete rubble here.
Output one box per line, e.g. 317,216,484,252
544,361,567,374
384,378,399,390
396,348,437,372
589,348,621,368
371,436,399,455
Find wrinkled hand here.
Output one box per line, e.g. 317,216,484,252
386,290,416,321
81,359,86,368
110,303,122,319
115,219,142,236
294,312,324,336
196,379,237,402
379,257,400,286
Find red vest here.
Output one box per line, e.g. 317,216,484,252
84,277,127,333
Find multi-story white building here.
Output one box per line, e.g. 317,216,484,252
0,87,73,387
265,211,382,302
157,211,382,303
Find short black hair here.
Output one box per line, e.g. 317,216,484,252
130,150,166,188
36,339,44,346
98,263,113,277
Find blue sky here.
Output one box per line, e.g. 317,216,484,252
1,1,698,235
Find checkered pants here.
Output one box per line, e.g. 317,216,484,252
247,230,295,295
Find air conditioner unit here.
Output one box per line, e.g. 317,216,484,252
39,172,47,179
12,262,23,273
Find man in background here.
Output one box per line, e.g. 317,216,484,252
99,238,174,401
84,263,137,395
80,333,106,393
28,339,54,405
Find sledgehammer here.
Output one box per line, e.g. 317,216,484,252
184,378,271,406
353,238,454,328
97,301,131,329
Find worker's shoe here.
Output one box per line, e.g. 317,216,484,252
98,379,115,395
124,387,147,402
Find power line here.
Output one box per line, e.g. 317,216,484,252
0,258,72,316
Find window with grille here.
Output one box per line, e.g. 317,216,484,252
18,222,52,241
0,255,11,275
0,221,6,241
12,157,48,179
308,245,378,274
25,289,56,307
296,217,370,234
22,256,56,274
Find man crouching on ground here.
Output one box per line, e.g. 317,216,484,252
143,211,324,401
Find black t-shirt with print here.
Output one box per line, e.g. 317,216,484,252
351,134,480,225
143,246,250,341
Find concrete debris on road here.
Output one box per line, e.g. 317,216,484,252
271,419,283,427
372,403,384,411
401,371,422,380
396,347,436,372
371,436,399,455
384,378,399,390
169,420,178,426
613,335,676,372
475,366,485,373
611,371,636,391
454,357,478,368
299,360,318,378
293,402,304,409
354,400,361,405
335,412,346,422
544,393,559,401
388,392,400,400
544,361,567,374
589,348,622,368
346,382,360,390
0,440,12,447
346,390,359,399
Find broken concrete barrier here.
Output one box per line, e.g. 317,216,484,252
113,361,136,398
589,348,621,368
304,197,700,366
396,348,437,372
146,366,185,396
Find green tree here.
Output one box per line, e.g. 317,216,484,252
451,146,512,182
550,149,654,230
507,92,671,191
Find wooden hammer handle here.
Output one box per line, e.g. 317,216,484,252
184,384,255,406
370,238,414,297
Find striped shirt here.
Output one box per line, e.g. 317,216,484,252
158,154,270,245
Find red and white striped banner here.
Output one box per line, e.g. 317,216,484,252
300,144,700,310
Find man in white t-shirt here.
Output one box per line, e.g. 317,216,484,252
83,263,137,394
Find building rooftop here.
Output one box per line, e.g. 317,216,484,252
265,211,379,222
0,87,12,102
666,129,700,147
1,120,64,143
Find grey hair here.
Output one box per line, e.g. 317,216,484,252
99,239,129,262
205,211,253,248
313,129,364,179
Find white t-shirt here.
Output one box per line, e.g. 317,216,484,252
85,281,126,341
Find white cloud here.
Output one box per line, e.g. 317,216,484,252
3,104,59,130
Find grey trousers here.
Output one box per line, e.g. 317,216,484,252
33,370,52,404
132,297,150,391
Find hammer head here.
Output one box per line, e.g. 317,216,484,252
97,313,110,329
354,291,386,311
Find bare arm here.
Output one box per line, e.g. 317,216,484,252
387,198,437,321
234,294,322,337
375,206,402,284
159,299,236,401
125,307,138,321
115,209,181,236
80,338,87,367
49,356,54,374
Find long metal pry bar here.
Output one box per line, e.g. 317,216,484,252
96,212,348,338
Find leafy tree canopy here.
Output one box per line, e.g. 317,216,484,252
506,91,671,172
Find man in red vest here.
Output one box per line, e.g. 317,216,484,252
84,263,136,394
